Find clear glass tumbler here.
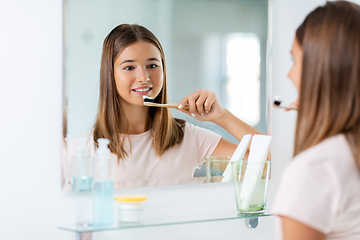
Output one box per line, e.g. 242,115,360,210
231,160,270,214
205,156,231,183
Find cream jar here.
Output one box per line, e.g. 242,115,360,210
114,195,147,223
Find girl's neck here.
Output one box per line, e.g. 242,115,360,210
120,103,150,135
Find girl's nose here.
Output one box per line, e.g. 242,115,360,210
137,68,150,82
137,76,150,83
138,76,150,82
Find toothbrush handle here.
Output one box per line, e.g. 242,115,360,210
273,104,298,111
144,102,189,109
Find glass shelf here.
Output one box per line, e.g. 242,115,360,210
59,212,271,233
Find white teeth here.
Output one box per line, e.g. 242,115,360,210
134,88,150,92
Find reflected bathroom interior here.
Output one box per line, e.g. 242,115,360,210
64,0,268,189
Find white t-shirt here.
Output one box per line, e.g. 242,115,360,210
272,134,360,239
67,122,221,188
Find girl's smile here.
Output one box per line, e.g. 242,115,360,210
132,86,153,95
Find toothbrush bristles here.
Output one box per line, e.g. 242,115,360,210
273,100,282,106
143,96,154,103
273,95,282,106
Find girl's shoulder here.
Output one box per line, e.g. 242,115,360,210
293,134,352,165
286,134,356,186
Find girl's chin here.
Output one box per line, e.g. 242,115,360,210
119,98,146,107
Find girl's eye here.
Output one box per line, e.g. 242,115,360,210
148,64,157,69
124,66,134,71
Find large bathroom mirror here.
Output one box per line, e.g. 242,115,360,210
62,0,270,191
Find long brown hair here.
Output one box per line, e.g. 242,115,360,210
93,24,185,163
294,1,360,168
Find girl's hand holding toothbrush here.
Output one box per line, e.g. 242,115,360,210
285,97,299,112
177,89,226,123
178,89,262,145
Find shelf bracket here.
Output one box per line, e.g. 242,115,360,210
245,217,259,228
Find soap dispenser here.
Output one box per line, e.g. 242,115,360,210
70,138,92,192
92,138,114,227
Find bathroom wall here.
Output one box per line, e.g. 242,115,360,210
0,1,69,239
1,0,358,239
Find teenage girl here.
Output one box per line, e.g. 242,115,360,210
68,24,261,187
272,1,360,239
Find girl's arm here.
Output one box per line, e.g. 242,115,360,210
281,216,326,240
177,89,262,156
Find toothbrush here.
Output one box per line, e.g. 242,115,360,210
273,95,298,111
143,96,189,109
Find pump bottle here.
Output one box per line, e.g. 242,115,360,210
92,138,114,227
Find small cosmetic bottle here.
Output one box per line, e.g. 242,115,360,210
70,138,92,192
114,195,147,223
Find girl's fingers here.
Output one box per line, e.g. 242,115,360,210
178,95,192,111
203,91,215,113
195,91,209,115
285,97,299,111
187,93,199,117
177,98,187,110
177,89,218,118
178,91,200,117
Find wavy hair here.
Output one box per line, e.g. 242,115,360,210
93,24,185,163
294,1,360,168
